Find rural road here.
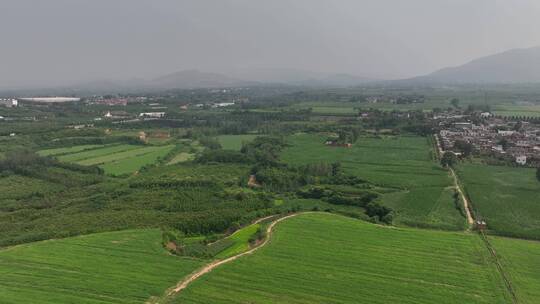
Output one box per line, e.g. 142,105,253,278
165,213,301,297
434,134,474,227
450,168,474,226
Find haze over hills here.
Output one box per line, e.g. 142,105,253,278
407,46,540,84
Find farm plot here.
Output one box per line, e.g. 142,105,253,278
51,144,174,175
37,144,106,157
172,213,509,304
0,229,203,304
281,134,465,230
490,236,540,304
456,164,540,239
217,135,259,151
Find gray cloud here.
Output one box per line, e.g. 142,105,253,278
1,0,540,87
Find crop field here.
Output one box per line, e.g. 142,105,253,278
214,223,261,259
37,144,106,157
281,134,465,230
172,213,509,304
217,135,259,150
0,229,203,304
457,164,540,239
46,144,174,175
167,152,195,165
492,104,540,118
490,236,540,304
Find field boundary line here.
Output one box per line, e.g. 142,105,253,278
151,212,304,303
479,231,519,304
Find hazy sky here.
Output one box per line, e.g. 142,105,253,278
1,0,540,87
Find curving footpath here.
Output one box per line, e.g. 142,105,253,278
164,213,301,299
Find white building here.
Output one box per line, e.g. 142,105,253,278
516,155,527,165
139,112,165,118
0,99,18,107
480,112,492,118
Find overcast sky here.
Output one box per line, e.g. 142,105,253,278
1,0,540,87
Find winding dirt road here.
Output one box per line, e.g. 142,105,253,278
166,213,301,296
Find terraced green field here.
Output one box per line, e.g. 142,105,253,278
47,144,174,176
0,229,203,304
490,236,540,304
217,135,259,150
457,164,540,239
38,144,106,157
282,134,465,230
172,213,509,304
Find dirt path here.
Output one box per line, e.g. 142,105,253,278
450,168,474,227
164,213,301,299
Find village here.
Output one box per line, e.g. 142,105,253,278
435,110,540,167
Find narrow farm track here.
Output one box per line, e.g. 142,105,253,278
450,168,474,227
434,134,473,226
156,213,301,302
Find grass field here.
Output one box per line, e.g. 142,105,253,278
216,135,259,151
49,144,174,175
490,236,540,304
215,223,261,259
281,134,465,230
0,229,203,304
457,163,540,239
172,213,509,304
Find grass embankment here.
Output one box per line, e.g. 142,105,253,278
282,134,465,230
172,213,509,304
457,163,540,239
0,229,203,304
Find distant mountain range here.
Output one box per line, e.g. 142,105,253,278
406,46,540,84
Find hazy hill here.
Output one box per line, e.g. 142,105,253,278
410,46,540,84
151,70,256,89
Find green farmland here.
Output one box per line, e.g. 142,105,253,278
173,213,509,304
457,164,540,239
217,135,259,150
42,144,175,175
0,229,203,304
281,134,465,230
490,236,540,304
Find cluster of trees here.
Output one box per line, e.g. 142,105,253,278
297,186,392,223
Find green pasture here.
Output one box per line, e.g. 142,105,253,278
173,213,509,304
216,135,259,151
457,164,540,239
0,229,203,304
281,134,465,230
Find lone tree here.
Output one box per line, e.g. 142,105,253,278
536,167,540,183
441,152,457,168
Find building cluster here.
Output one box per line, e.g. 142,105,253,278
86,96,149,106
436,112,540,166
0,98,18,107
